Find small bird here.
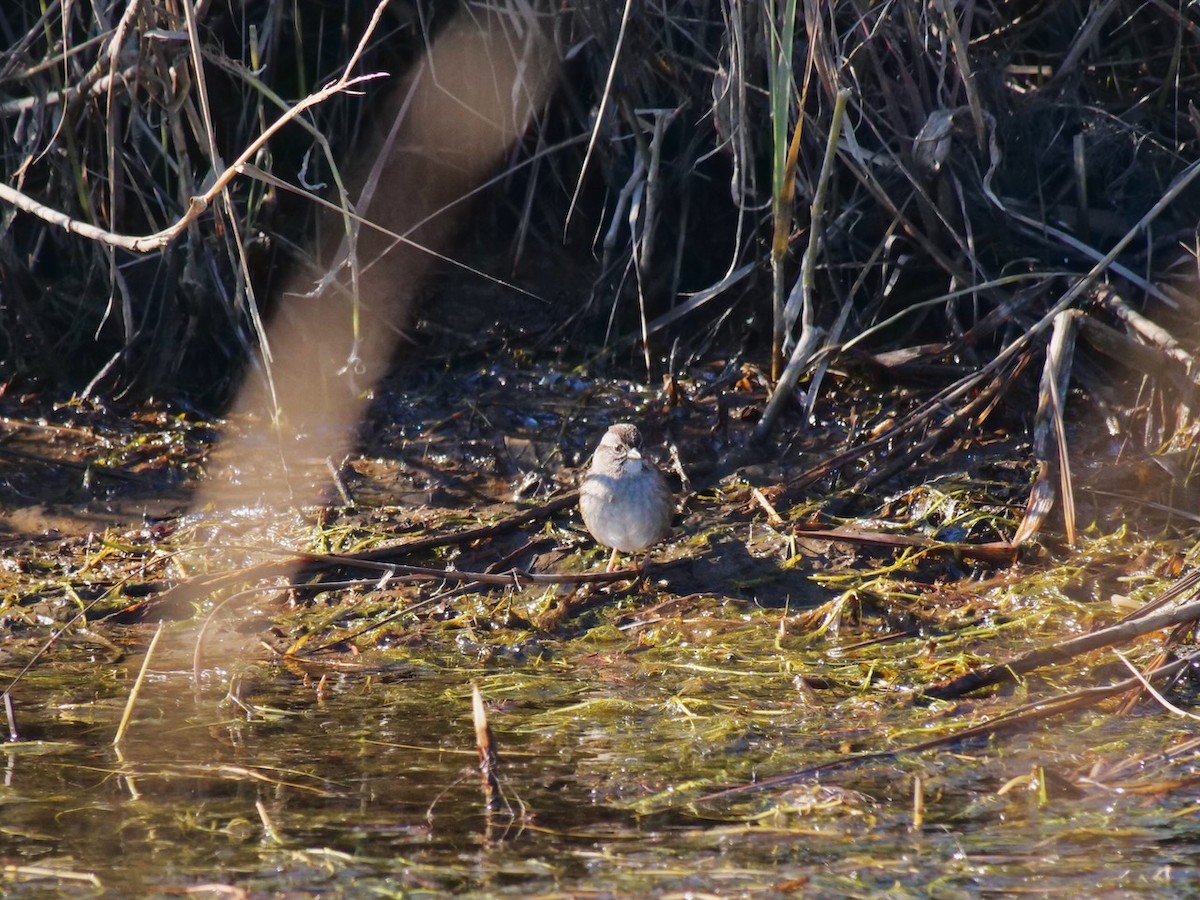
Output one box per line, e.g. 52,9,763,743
579,423,674,572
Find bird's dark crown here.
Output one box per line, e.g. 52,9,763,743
609,423,642,448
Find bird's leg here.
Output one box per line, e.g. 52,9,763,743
633,553,651,589
606,547,620,573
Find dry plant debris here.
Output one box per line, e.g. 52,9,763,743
3,3,1200,887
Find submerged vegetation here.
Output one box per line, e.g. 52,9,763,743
3,0,1200,893
3,349,1200,892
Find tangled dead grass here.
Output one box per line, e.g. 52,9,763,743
2,1,1200,542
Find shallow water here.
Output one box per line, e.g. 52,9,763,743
2,612,1198,898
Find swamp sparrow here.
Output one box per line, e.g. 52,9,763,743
579,424,673,571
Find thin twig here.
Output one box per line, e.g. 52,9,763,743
0,3,393,253
927,583,1200,700
699,650,1199,803
114,620,167,747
